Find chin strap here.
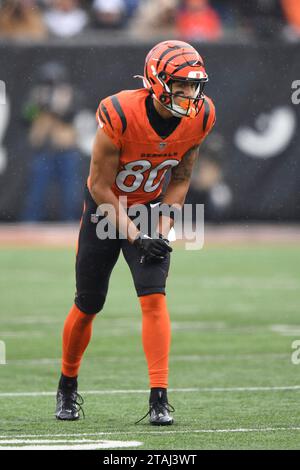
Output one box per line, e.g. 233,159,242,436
176,97,197,118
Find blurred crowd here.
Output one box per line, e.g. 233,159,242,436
20,61,84,221
0,0,299,42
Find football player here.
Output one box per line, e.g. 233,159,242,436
55,40,216,425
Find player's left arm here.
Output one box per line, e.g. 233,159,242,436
157,145,200,238
157,97,216,238
164,145,199,205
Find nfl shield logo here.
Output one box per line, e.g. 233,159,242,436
90,213,99,224
159,142,167,150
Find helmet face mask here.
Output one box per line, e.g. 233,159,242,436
155,72,208,118
139,40,209,119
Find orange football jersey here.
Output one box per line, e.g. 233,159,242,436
91,88,215,206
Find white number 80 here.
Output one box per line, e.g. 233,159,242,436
116,159,179,193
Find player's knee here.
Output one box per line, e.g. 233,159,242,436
138,292,167,316
139,293,169,326
75,292,106,314
137,287,166,299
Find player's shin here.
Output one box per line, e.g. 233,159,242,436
61,304,96,378
139,293,171,389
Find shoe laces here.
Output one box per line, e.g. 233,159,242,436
62,390,85,419
135,401,175,425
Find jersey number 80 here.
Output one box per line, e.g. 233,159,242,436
116,159,179,193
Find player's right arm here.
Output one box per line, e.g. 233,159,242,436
91,95,172,259
89,128,171,258
89,127,139,243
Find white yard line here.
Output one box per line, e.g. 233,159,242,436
172,277,300,290
0,438,138,444
0,440,143,450
270,324,300,336
0,332,44,338
8,358,60,366
1,427,300,441
2,322,300,338
0,385,300,398
7,352,289,366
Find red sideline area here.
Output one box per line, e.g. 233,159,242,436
0,223,299,247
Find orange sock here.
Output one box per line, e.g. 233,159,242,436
139,293,171,389
62,304,96,377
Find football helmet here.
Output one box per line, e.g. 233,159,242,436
137,40,208,119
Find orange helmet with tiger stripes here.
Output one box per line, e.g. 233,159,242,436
140,40,208,119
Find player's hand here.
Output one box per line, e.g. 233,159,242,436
133,233,172,263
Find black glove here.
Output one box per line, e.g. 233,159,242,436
133,233,172,263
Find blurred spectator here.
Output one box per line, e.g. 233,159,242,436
129,0,177,38
210,0,239,31
188,132,232,221
43,0,88,37
92,0,126,29
21,62,83,222
91,0,139,28
233,0,285,40
0,0,47,40
281,0,300,40
123,0,140,20
176,0,223,41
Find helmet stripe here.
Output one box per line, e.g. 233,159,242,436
173,60,203,75
163,51,202,72
111,95,127,134
156,46,181,71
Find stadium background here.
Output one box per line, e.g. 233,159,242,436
0,0,300,451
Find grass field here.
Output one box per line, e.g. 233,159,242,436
0,243,300,450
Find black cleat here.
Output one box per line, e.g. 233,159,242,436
135,388,174,426
55,388,84,421
149,400,174,426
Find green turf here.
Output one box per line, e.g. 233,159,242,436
0,244,300,449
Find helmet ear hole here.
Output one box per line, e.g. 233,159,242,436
160,94,171,105
158,72,167,81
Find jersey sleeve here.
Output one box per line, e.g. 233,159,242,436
96,95,125,149
202,96,216,138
